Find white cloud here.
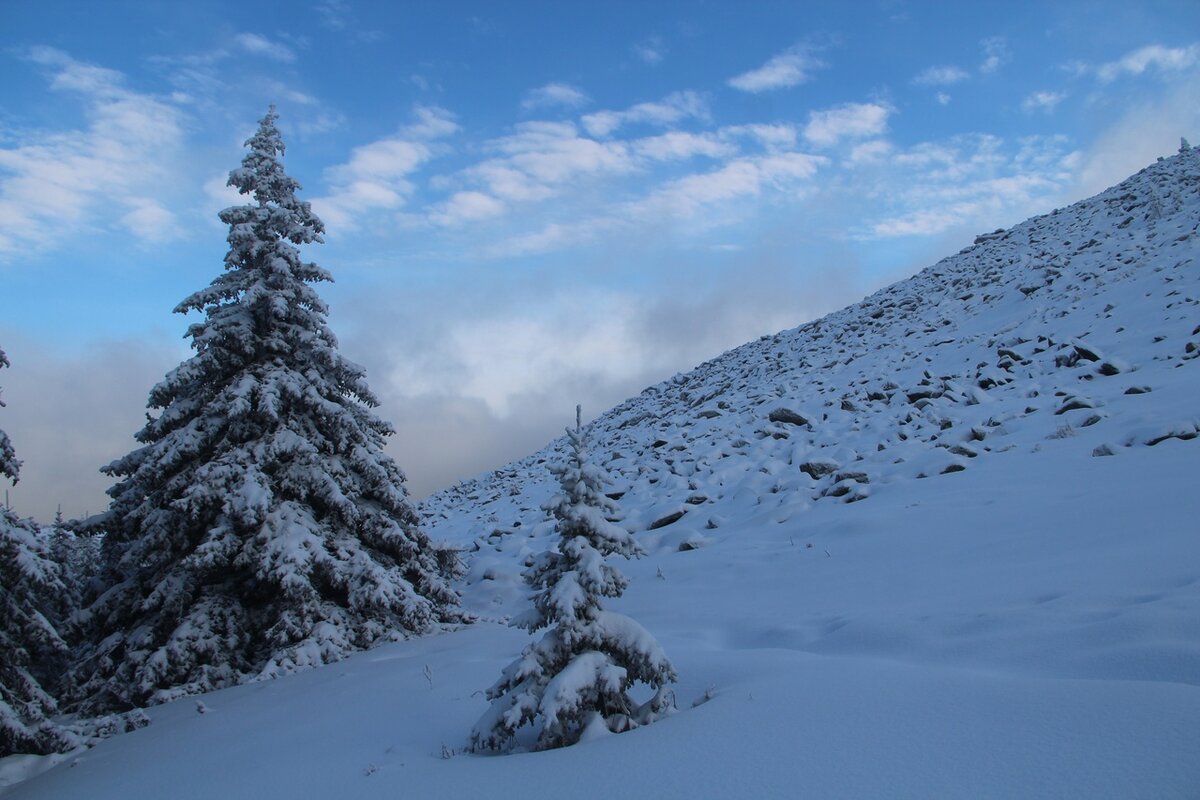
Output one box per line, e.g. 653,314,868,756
395,290,650,416
313,139,429,229
871,207,964,237
481,217,623,259
720,123,799,150
490,121,634,182
1091,43,1200,82
847,139,895,167
633,36,666,65
728,47,823,93
429,120,641,228
451,121,634,209
632,131,735,161
521,82,590,111
329,140,428,184
349,270,858,498
1022,90,1066,113
0,48,187,256
482,147,825,259
980,37,1010,74
913,65,969,86
429,191,507,226
234,33,296,63
804,102,891,147
294,110,347,137
313,0,384,39
310,106,457,230
629,153,824,220
203,173,244,215
863,135,1076,238
376,281,822,425
936,92,952,106
120,200,177,242
581,91,708,137
1073,74,1200,196
402,105,460,140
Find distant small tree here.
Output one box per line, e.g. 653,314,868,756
470,406,676,752
0,348,17,485
72,107,462,713
0,346,72,756
49,507,102,613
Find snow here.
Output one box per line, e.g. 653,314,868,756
3,146,1200,795
5,445,1198,798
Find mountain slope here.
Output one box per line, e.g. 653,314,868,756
4,147,1199,799
423,142,1199,578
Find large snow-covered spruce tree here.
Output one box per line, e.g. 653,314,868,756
470,407,676,752
73,108,461,713
0,347,72,756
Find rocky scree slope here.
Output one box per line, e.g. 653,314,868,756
420,145,1200,605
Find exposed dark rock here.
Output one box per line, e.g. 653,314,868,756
1055,396,1096,414
768,408,810,426
648,510,686,530
799,460,840,480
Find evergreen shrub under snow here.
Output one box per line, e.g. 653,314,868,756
470,409,676,752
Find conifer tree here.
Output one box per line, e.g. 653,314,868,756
0,346,72,756
73,107,461,713
0,348,17,484
470,407,676,752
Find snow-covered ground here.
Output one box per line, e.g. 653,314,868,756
3,148,1198,797
6,443,1198,798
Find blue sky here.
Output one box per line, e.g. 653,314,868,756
1,0,1199,519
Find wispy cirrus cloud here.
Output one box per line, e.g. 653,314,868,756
1083,43,1200,82
979,37,1010,74
624,152,824,220
432,116,807,231
313,0,385,42
0,47,187,256
1022,90,1066,113
428,190,507,227
913,65,969,86
633,36,666,66
862,134,1078,238
233,33,297,62
521,82,590,111
581,91,708,137
480,145,825,259
727,46,824,93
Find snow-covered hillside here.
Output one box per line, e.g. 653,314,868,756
4,146,1199,798
424,142,1200,558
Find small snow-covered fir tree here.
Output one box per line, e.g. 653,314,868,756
0,347,72,756
72,107,461,713
470,407,676,752
0,348,17,484
49,508,102,614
